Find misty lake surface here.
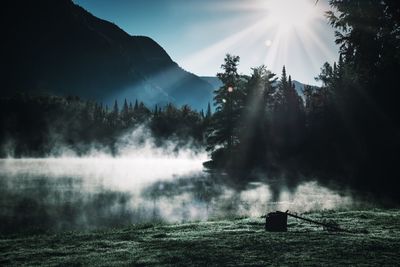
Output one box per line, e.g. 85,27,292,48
0,157,354,234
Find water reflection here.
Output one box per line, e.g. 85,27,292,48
0,158,353,234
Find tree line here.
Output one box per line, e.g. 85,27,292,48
0,95,212,157
205,56,306,172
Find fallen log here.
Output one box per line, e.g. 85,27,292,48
264,210,353,233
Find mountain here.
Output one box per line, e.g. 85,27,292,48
1,0,212,110
200,76,223,92
292,80,306,98
200,76,223,107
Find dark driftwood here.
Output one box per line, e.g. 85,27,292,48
276,210,349,233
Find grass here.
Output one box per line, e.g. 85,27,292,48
0,209,399,266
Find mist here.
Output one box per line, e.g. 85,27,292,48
0,126,360,235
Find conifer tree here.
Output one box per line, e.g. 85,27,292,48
206,54,243,168
113,100,119,115
239,65,277,168
109,100,120,126
122,99,129,122
206,102,212,118
154,104,158,116
280,66,288,90
200,109,204,119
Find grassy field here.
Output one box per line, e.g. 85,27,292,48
1,209,399,266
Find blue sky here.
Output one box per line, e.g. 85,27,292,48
73,0,339,85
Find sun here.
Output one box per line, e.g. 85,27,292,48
180,0,335,85
265,0,318,32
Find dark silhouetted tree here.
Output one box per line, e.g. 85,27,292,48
206,102,212,118
205,54,243,169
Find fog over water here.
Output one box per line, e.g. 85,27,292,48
0,127,356,234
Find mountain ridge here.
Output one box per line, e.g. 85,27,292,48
1,0,212,110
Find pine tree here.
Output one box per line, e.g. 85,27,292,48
288,75,292,91
271,67,306,155
206,54,243,168
206,102,212,118
154,104,158,116
93,102,103,123
99,103,105,120
315,62,333,87
200,109,205,119
280,66,288,90
135,101,151,122
240,65,277,168
122,98,129,116
333,62,337,76
109,100,120,126
336,54,344,81
113,100,119,116
181,104,191,116
274,66,289,108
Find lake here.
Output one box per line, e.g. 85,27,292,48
0,157,354,234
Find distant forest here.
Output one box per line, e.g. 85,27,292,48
1,1,399,200
0,95,210,157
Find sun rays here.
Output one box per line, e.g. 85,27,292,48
265,0,318,33
180,0,337,84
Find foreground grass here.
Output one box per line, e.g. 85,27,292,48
1,209,399,266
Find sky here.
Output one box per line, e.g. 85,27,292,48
73,0,339,85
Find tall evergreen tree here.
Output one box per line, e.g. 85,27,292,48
200,109,205,119
239,65,277,168
121,99,130,124
154,104,158,116
113,100,119,115
108,100,120,126
205,54,243,169
280,66,288,90
271,67,305,158
206,102,212,118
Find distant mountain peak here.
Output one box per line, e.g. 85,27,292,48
2,0,212,111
